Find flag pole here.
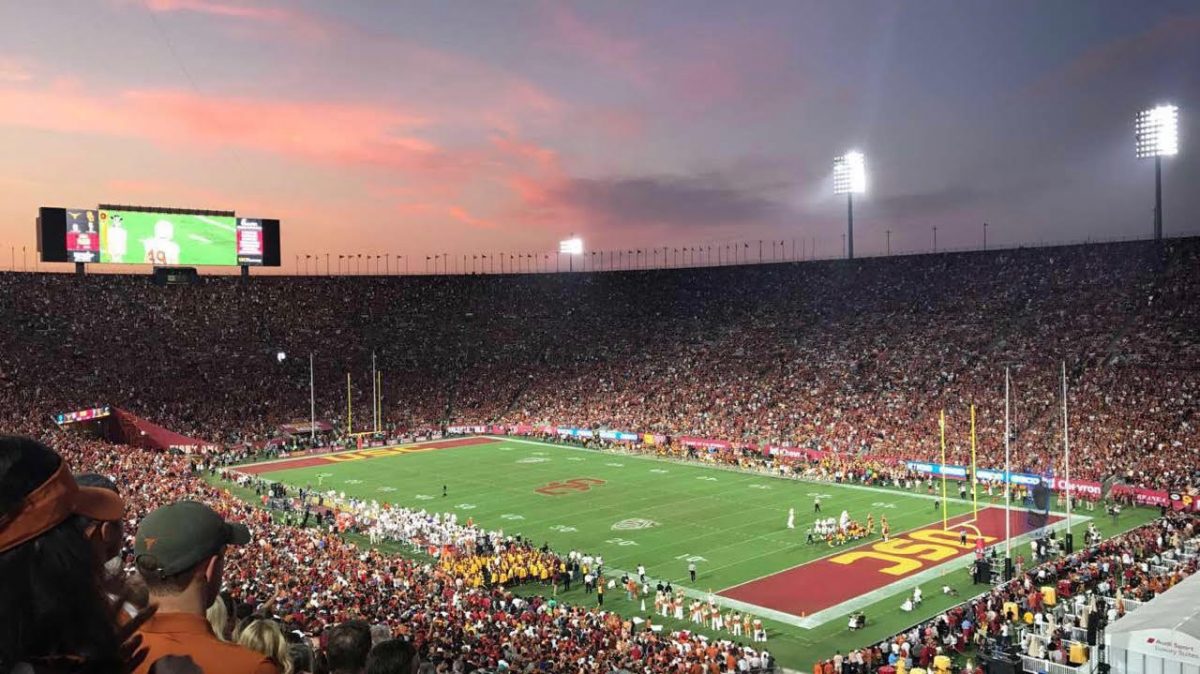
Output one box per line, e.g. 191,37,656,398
971,404,978,521
309,352,316,444
371,351,378,433
940,409,948,530
1063,361,1072,546
346,372,352,434
376,370,382,435
1005,366,1012,561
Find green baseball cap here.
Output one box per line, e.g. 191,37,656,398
134,501,251,579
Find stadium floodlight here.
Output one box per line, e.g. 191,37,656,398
833,151,866,259
1135,104,1179,240
559,237,583,272
1136,105,1179,158
833,151,867,195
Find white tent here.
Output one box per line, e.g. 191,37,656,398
1106,571,1200,674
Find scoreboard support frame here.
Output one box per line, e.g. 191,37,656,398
75,262,85,277
241,264,249,278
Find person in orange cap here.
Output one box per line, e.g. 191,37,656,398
131,500,279,674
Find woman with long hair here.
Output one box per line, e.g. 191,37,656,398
237,620,294,674
0,435,131,673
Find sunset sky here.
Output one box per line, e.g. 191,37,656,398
1,0,1197,273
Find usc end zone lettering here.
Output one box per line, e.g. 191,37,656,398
325,446,412,462
535,477,606,496
830,527,997,576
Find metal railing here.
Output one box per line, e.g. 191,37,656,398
4,230,1199,276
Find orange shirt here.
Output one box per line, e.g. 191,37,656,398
133,612,280,674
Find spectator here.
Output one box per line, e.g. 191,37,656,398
366,640,419,674
238,620,294,674
325,621,372,674
288,642,316,674
73,472,125,574
0,435,128,673
368,625,392,648
206,593,234,642
131,500,279,674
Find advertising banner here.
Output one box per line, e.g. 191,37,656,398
556,427,594,438
679,436,732,449
1048,477,1103,499
54,405,112,425
764,446,828,461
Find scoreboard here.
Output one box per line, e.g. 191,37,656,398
38,206,281,267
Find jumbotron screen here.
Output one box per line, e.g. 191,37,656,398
38,206,281,266
100,209,237,266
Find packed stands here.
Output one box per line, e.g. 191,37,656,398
1,238,1198,673
1,239,1196,490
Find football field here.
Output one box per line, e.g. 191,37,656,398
232,436,1126,669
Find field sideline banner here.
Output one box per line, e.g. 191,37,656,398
678,436,734,449
764,445,829,461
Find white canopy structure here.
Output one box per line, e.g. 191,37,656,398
1106,571,1200,674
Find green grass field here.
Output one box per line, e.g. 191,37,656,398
233,437,1155,670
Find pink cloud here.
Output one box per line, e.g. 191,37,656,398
447,205,497,230
0,82,440,174
0,57,33,83
1025,15,1200,97
547,4,651,87
489,132,562,173
1,78,581,237
574,108,645,140
138,0,332,40
543,5,801,111
133,0,570,138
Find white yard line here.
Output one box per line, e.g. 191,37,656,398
239,435,1090,630
490,436,1075,517
488,435,1090,628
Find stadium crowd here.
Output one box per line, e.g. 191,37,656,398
1,239,1196,491
2,239,1199,673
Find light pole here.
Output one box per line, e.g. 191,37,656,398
983,223,988,251
886,230,891,256
1135,104,1179,241
932,226,938,253
833,151,867,260
309,352,316,444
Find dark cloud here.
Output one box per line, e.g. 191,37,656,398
870,185,982,221
551,174,788,229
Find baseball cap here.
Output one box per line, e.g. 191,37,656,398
0,436,125,553
134,501,250,578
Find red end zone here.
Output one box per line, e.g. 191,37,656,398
235,437,499,475
720,507,1061,617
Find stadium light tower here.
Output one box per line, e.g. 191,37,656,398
833,151,867,259
1135,104,1179,241
559,236,583,272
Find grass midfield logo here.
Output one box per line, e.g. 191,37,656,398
535,477,606,496
611,518,658,530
